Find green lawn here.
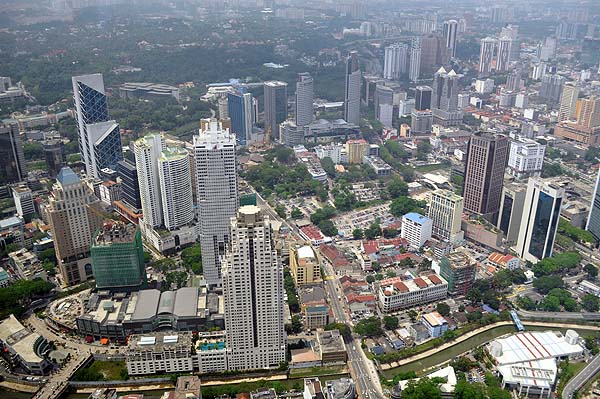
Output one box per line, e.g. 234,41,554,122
288,365,346,378
72,360,128,381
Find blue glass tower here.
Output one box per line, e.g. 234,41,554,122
227,91,253,146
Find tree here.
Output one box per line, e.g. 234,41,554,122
390,197,426,217
324,323,352,340
517,296,537,311
533,275,564,294
383,315,399,330
582,294,600,312
318,220,338,237
383,228,398,238
291,207,303,219
274,205,286,218
386,270,397,278
541,295,561,311
274,146,294,163
387,177,409,199
436,302,451,317
352,228,364,240
181,244,202,275
286,315,303,334
402,378,442,399
466,288,482,303
353,317,383,337
364,222,382,240
408,309,418,321
584,263,598,280
366,275,375,284
321,157,336,177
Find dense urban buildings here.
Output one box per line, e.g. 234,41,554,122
222,205,286,371
193,120,238,287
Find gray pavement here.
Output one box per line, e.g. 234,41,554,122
563,354,600,399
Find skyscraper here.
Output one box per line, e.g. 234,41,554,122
72,74,123,179
0,123,26,185
496,37,512,72
420,34,443,76
43,139,64,178
431,67,463,126
193,120,238,287
264,81,288,141
497,182,527,245
344,52,361,125
415,86,432,111
222,205,286,370
479,38,496,74
227,91,254,146
116,159,142,211
383,43,408,80
514,178,564,263
586,169,600,241
463,133,509,222
428,189,464,242
91,222,146,291
295,73,314,127
409,39,422,83
134,134,194,232
443,20,458,59
48,167,104,286
539,74,566,103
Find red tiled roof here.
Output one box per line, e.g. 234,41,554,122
393,282,409,292
413,278,428,288
301,225,326,241
362,241,379,255
428,274,442,285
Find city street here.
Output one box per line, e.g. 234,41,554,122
563,354,600,399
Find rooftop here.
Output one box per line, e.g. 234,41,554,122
402,212,431,224
0,315,45,364
380,274,447,296
94,222,137,245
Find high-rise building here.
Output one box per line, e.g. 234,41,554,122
383,44,408,80
295,73,314,127
72,74,123,179
401,213,433,248
428,190,464,243
410,110,433,134
415,86,432,111
420,34,442,76
514,178,564,263
227,91,253,146
12,185,34,219
558,82,580,122
289,244,321,286
344,52,361,125
222,205,286,371
586,169,600,242
158,147,194,231
496,37,512,72
431,67,463,126
439,252,475,296
506,137,545,179
479,38,496,74
497,182,527,245
43,139,64,178
91,222,146,291
575,96,600,128
134,134,165,229
116,159,142,211
0,123,26,185
539,74,566,103
463,133,509,222
193,120,238,287
409,39,422,82
443,20,458,59
345,139,369,164
48,167,104,286
264,81,288,141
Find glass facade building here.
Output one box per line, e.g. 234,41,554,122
587,169,600,242
0,123,26,185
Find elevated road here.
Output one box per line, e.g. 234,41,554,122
563,354,600,399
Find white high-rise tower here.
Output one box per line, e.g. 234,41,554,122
443,20,458,59
193,119,238,287
344,51,361,125
158,147,194,231
383,43,407,80
134,134,165,229
479,37,496,74
223,205,286,371
295,73,314,127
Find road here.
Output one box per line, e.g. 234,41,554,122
563,354,600,399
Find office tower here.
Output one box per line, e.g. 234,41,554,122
463,133,509,222
506,72,523,91
134,134,165,229
531,62,548,80
428,189,464,242
401,213,432,248
374,84,394,126
264,81,288,141
72,74,123,179
193,120,238,287
117,159,142,211
507,137,545,179
575,96,600,128
383,44,408,80
12,185,34,219
420,34,442,75
439,252,475,296
0,123,26,185
91,222,146,291
218,97,229,120
558,83,580,122
362,75,385,107
587,169,600,241
431,68,463,126
410,110,433,134
479,38,496,74
295,73,314,127
344,52,361,125
539,74,566,103
222,205,286,370
345,139,369,164
43,139,64,178
48,167,104,286
409,39,421,82
496,37,512,72
227,91,253,145
514,178,564,263
415,86,432,111
289,244,321,286
497,183,527,245
443,20,458,59
158,147,194,231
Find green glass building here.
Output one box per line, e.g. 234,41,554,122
91,222,147,291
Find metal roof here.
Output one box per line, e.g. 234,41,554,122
131,289,161,320
173,287,198,317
